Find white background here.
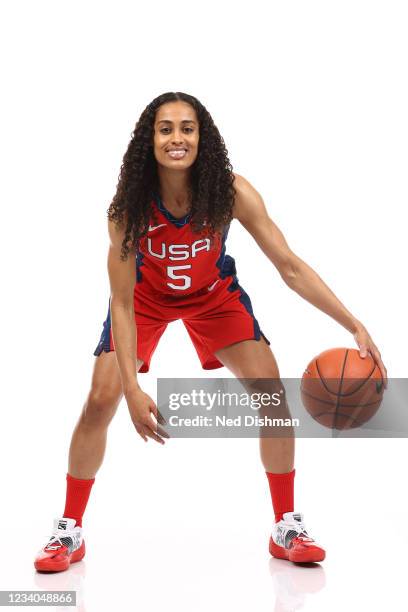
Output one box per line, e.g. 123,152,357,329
1,1,407,610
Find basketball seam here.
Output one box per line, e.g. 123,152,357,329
334,349,349,429
315,359,339,395
315,353,377,397
303,376,379,398
300,389,382,408
313,410,364,428
337,362,377,396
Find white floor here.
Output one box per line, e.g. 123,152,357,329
2,438,407,612
4,521,406,612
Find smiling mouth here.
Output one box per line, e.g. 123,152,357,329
167,149,188,159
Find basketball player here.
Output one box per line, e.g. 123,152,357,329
34,92,387,571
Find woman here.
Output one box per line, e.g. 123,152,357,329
34,91,387,571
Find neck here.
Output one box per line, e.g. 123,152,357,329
157,166,192,211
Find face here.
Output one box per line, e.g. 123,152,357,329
153,101,199,170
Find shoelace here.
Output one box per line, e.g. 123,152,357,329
287,521,315,543
44,531,75,551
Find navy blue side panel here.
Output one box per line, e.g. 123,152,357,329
218,251,271,346
136,250,145,283
93,299,113,356
235,281,271,346
215,224,231,275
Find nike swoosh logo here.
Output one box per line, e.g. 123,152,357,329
208,280,219,291
148,223,167,232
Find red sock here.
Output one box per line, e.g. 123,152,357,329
266,469,295,522
63,473,95,527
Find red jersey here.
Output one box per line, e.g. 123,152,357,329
136,194,232,296
94,193,271,371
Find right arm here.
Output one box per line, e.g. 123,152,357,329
107,218,167,444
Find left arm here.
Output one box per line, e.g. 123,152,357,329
232,174,387,384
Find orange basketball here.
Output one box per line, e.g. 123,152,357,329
301,348,384,430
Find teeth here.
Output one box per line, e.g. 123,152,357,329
168,150,186,159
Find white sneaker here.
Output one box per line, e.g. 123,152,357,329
34,517,85,572
269,512,326,563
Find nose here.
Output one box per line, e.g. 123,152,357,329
171,129,184,144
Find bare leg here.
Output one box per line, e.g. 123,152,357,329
68,351,144,479
215,338,294,473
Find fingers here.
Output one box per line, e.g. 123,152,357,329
156,410,167,426
136,416,169,444
135,425,148,442
369,347,388,389
135,424,164,444
134,420,164,444
131,404,169,444
141,425,166,445
380,365,388,389
355,332,388,389
127,390,169,443
150,403,158,418
359,345,368,358
145,421,169,440
149,402,167,426
356,335,368,358
156,424,170,439
145,412,169,436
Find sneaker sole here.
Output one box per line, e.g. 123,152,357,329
34,541,86,573
269,536,325,563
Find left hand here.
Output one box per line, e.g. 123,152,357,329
353,323,388,388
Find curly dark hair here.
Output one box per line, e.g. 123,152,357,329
107,91,236,260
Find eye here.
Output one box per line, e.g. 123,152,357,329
160,127,171,134
184,127,194,133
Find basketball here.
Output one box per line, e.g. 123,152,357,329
301,348,384,430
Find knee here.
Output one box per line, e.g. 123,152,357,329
81,386,123,429
237,366,281,384
239,371,285,400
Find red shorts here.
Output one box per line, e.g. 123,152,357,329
93,268,270,373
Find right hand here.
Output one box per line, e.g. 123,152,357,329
125,386,169,444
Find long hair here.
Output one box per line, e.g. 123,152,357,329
107,92,236,260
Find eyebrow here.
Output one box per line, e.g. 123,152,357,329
157,119,196,124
